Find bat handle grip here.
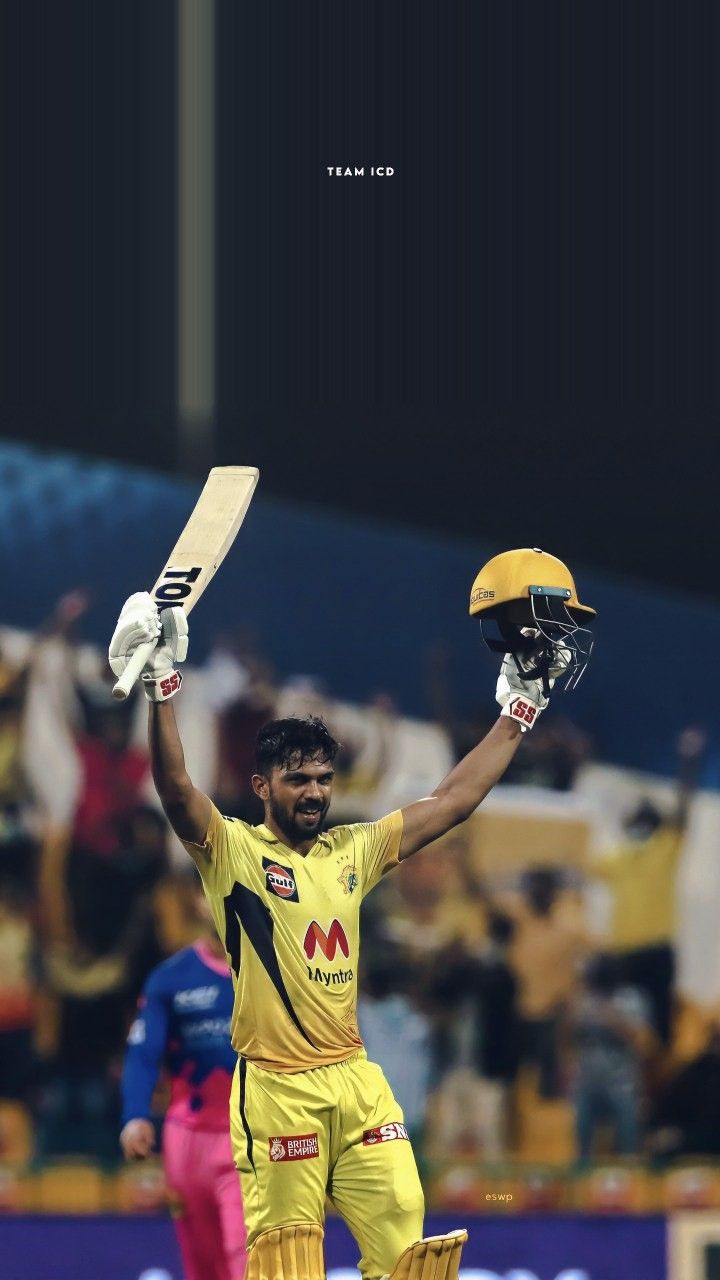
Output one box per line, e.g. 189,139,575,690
112,640,157,701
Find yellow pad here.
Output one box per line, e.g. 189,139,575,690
385,1230,468,1280
246,1222,325,1280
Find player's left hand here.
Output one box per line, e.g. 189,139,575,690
496,641,568,731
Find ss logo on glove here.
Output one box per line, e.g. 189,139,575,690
509,697,538,727
159,672,182,698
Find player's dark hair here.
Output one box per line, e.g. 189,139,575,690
255,716,340,775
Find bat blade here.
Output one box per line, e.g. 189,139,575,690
112,466,259,700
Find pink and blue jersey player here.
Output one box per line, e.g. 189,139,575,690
121,935,247,1280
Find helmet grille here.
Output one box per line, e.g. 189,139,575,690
480,588,593,695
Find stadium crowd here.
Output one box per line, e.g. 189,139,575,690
0,595,715,1178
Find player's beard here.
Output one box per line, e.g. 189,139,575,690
268,793,329,844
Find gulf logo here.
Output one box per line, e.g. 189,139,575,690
263,858,299,902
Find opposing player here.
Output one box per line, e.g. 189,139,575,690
110,548,594,1280
120,883,247,1280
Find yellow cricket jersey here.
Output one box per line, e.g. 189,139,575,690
185,804,403,1072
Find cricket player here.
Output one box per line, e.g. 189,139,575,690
120,885,247,1280
109,549,593,1280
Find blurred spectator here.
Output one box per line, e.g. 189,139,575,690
647,1028,720,1161
358,950,432,1148
567,953,654,1163
354,691,454,818
33,658,152,958
275,674,331,722
377,837,483,962
0,641,29,814
35,952,127,1161
502,718,592,791
117,807,175,989
589,728,705,1044
0,878,37,1102
330,694,396,819
36,804,170,1161
66,805,170,992
73,692,149,860
426,912,519,1159
0,634,41,899
493,867,593,1098
215,646,277,824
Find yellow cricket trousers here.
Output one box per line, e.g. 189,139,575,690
230,1050,425,1280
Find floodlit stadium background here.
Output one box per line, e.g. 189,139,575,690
2,3,720,1279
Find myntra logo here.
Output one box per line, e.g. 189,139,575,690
303,919,350,961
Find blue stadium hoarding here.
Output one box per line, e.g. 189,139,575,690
0,1214,668,1280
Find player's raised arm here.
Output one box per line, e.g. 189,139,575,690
398,667,532,859
399,547,596,860
148,701,212,850
109,593,212,852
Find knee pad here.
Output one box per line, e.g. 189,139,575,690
246,1222,325,1280
383,1229,468,1280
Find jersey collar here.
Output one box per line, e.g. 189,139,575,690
254,823,332,852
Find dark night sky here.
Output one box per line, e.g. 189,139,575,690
2,1,719,600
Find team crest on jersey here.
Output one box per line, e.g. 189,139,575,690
262,857,299,902
337,864,359,895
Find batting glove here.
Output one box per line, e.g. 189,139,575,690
109,593,160,677
109,592,188,702
495,641,569,731
141,606,188,702
496,655,548,731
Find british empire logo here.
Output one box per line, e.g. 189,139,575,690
269,1133,319,1162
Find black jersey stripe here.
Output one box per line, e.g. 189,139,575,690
238,1057,254,1172
224,882,317,1049
223,892,242,977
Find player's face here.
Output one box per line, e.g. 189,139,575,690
264,757,334,843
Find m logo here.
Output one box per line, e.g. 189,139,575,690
303,919,350,962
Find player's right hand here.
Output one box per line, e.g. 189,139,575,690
120,1118,156,1161
109,592,188,702
141,606,189,702
108,592,162,676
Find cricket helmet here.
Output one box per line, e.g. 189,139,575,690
469,547,595,692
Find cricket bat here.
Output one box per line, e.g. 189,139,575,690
112,465,259,700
